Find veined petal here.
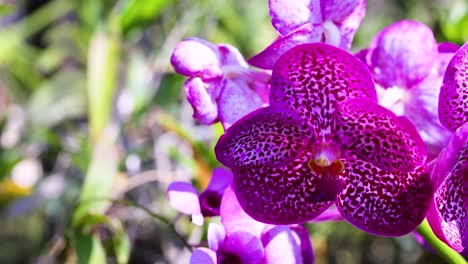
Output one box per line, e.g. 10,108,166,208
184,77,219,125
262,226,303,264
217,78,266,129
271,43,376,138
427,123,468,252
269,0,322,35
232,150,336,225
215,106,314,168
321,0,361,22
220,185,267,237
171,38,222,80
336,152,432,236
439,42,468,131
334,99,426,172
248,23,324,70
367,20,438,88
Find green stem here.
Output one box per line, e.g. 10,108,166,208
416,219,466,264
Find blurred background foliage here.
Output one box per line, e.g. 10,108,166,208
0,0,466,263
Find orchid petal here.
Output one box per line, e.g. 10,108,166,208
335,0,366,50
217,44,248,67
336,152,432,236
427,123,468,252
206,167,233,194
269,0,322,35
262,226,303,264
217,78,266,129
199,168,233,217
289,225,315,263
367,20,438,88
439,42,468,131
310,206,343,222
248,23,324,70
232,150,336,225
334,99,427,172
184,77,219,125
220,185,267,237
271,43,376,138
167,181,201,218
222,232,264,264
321,0,360,22
207,223,226,251
215,106,314,168
170,38,222,80
190,248,216,264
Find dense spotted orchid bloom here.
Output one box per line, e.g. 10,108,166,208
190,186,314,264
426,42,468,252
170,38,270,128
362,20,455,158
215,43,433,236
249,0,365,69
167,167,233,225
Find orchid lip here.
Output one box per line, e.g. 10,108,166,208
307,141,343,176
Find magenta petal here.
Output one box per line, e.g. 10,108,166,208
170,38,222,80
271,43,376,138
427,123,468,252
220,185,267,237
184,77,219,125
233,150,335,225
206,167,233,194
215,106,314,168
217,44,248,67
222,232,264,263
248,23,324,70
167,182,203,225
336,0,366,50
367,20,438,88
310,206,343,222
262,226,303,263
268,0,322,35
190,248,216,264
321,0,361,22
336,152,432,236
334,99,427,172
217,78,266,129
289,225,315,263
439,42,468,131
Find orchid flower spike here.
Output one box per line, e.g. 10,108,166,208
249,0,366,69
171,38,270,129
215,43,433,236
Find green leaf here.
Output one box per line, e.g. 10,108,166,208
72,232,107,264
0,4,14,16
119,0,174,35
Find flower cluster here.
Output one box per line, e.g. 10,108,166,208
169,0,468,260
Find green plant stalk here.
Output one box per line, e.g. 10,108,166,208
87,28,120,142
416,219,467,264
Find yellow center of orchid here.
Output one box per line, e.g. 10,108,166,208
308,142,344,176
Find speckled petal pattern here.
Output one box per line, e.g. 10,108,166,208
333,99,427,172
269,0,322,35
336,151,432,236
248,23,324,70
367,20,438,88
439,42,468,131
427,123,468,252
271,44,376,138
232,150,336,225
215,106,314,168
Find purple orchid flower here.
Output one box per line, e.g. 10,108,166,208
171,38,270,128
427,123,468,252
439,41,468,131
249,0,366,69
215,43,433,236
426,41,468,252
167,167,233,225
362,20,455,159
190,186,314,264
